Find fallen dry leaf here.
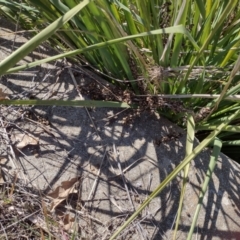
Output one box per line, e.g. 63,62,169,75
11,132,39,149
47,177,79,211
60,213,77,232
0,88,8,100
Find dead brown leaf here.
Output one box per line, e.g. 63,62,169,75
60,213,77,232
0,88,8,100
11,132,39,149
47,177,79,211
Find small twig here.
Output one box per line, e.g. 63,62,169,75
43,62,65,100
2,183,40,199
68,65,102,140
112,144,134,211
0,118,16,170
72,66,123,101
10,123,39,143
0,221,8,240
112,144,146,240
108,157,145,180
9,172,18,199
103,192,126,213
85,147,107,206
64,205,104,225
0,117,27,183
0,210,40,233
95,108,129,124
24,117,56,138
118,214,153,240
72,66,145,83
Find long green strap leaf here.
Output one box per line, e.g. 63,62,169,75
187,138,222,240
173,114,195,239
0,99,131,108
4,25,199,74
197,125,240,132
0,0,92,75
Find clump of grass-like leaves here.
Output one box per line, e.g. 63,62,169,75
1,1,240,126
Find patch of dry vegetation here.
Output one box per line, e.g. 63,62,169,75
0,174,82,239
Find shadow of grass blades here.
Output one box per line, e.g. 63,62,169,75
110,109,240,239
